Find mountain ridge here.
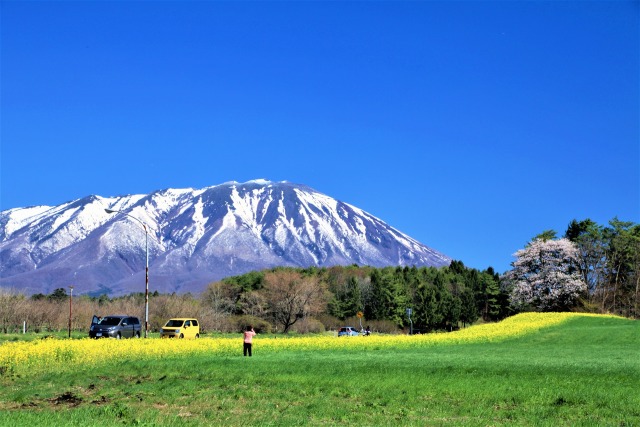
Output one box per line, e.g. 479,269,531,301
0,180,451,296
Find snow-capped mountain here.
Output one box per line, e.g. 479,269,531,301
0,180,451,296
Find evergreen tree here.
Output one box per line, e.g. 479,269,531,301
365,270,385,320
564,219,606,298
343,276,363,317
366,269,407,324
48,288,67,302
415,284,443,332
603,219,639,317
459,287,478,327
532,230,558,242
438,291,461,330
480,272,501,320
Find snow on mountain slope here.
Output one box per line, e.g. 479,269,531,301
0,180,451,296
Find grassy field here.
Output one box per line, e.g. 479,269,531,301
0,313,638,426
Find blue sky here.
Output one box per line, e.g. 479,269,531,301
1,1,638,273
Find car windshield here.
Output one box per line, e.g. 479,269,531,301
165,320,184,327
100,317,122,326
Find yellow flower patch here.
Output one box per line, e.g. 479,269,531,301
0,312,620,377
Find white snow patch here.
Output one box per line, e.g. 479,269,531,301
211,207,237,240
180,197,207,254
229,186,265,236
245,178,271,185
2,206,52,237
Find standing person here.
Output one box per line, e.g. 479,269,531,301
243,325,256,357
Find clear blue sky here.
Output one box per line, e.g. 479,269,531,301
2,1,638,273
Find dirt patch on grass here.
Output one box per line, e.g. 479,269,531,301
91,395,109,405
49,391,82,407
20,401,39,409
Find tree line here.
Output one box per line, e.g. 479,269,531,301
503,217,638,318
202,263,509,334
1,216,636,335
563,217,639,317
0,262,507,335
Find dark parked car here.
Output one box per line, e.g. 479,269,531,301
338,326,359,337
89,315,141,339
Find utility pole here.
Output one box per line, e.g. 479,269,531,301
105,209,152,338
68,285,74,338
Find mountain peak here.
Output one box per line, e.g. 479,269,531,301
0,180,451,296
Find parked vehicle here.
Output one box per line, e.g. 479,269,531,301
160,318,200,339
89,315,141,339
338,326,359,337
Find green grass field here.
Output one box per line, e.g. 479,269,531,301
0,315,638,426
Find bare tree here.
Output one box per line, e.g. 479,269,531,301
201,281,236,330
0,289,29,333
149,294,201,331
263,269,328,333
238,291,267,317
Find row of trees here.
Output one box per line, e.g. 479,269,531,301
203,263,509,334
1,217,636,334
503,217,638,318
0,262,509,334
564,218,639,317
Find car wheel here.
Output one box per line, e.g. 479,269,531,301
116,333,122,340
135,332,140,338
179,333,184,339
195,334,199,339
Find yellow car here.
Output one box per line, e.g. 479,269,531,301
160,318,200,339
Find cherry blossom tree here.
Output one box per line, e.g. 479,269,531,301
503,238,587,311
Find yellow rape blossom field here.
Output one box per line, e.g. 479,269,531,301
1,312,638,426
0,312,619,377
